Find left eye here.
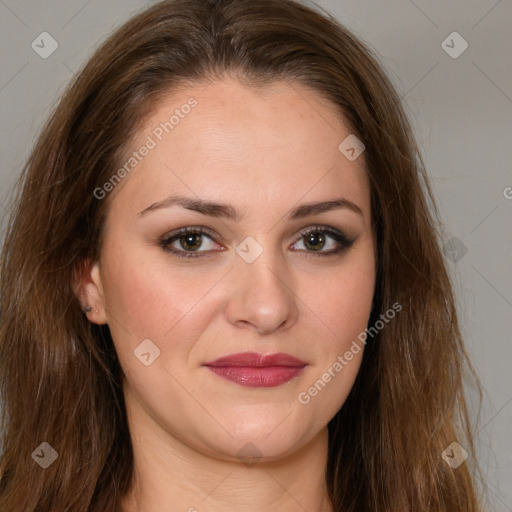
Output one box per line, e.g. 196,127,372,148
292,229,340,252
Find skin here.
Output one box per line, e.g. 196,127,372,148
78,75,375,512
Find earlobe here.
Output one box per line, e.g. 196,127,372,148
74,259,108,325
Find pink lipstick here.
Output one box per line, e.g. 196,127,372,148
203,352,307,388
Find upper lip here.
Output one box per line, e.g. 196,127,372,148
203,352,307,368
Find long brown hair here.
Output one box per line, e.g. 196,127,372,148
0,0,484,510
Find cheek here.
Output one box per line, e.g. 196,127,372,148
102,246,218,341
294,265,373,428
101,246,232,390
306,263,375,349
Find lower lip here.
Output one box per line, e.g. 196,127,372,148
205,366,306,387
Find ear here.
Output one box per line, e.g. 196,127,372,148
73,258,108,325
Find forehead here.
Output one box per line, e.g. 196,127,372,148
108,77,370,220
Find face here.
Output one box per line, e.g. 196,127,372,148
81,76,375,462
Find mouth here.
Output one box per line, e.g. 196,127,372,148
202,352,307,388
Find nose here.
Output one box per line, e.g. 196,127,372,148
224,240,299,335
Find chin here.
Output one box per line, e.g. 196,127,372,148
196,416,316,464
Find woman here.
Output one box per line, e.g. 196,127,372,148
0,0,484,510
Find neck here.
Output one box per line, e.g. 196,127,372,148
119,386,334,512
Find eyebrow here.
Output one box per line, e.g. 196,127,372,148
137,194,363,220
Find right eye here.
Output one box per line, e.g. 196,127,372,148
159,226,224,259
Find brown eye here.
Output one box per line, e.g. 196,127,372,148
160,227,222,259
291,226,355,257
303,232,327,251
178,233,203,251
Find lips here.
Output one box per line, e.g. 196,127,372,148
204,352,307,368
203,352,307,387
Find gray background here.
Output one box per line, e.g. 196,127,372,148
0,0,510,509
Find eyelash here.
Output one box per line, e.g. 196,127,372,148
159,225,355,260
